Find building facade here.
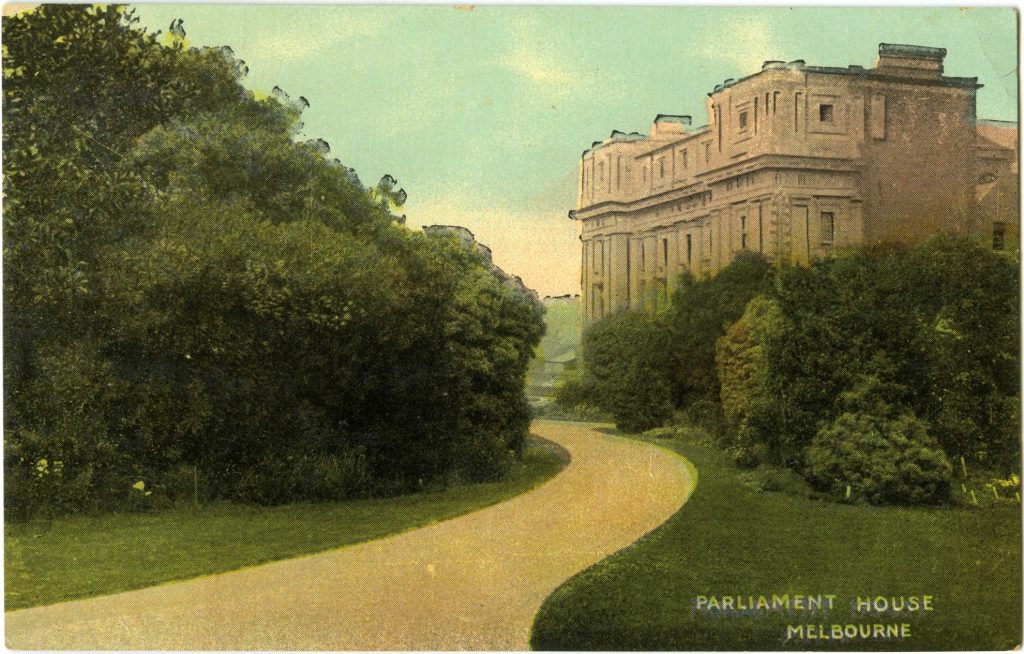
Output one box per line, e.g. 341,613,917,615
573,44,1019,323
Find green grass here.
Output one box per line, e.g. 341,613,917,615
531,430,1022,650
5,437,567,611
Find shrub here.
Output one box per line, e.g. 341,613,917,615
3,6,544,518
576,311,674,433
806,412,952,506
740,464,820,499
230,449,369,505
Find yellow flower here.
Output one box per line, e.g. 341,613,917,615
132,480,146,491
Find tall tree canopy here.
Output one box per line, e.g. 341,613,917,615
3,5,543,518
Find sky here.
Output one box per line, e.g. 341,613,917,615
131,5,1018,297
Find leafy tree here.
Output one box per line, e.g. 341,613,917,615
715,295,787,466
575,311,674,432
666,252,776,411
3,5,543,518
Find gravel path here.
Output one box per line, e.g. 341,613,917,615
5,420,693,650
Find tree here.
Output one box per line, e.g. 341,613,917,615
4,5,544,517
715,295,787,466
666,252,776,412
576,311,674,432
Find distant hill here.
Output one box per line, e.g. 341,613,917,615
526,295,582,397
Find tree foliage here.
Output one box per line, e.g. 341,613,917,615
564,236,1017,506
568,311,673,432
3,6,543,519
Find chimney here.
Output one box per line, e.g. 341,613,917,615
650,114,692,138
875,43,946,79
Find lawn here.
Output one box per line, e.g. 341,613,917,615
5,437,567,611
530,429,1022,650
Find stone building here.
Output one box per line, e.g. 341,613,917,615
572,44,1019,323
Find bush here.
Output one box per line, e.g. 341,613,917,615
806,412,952,506
3,6,545,519
739,464,820,499
575,311,674,433
230,449,370,505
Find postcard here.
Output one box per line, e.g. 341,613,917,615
2,4,1020,651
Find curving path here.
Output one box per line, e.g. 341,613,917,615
5,420,694,650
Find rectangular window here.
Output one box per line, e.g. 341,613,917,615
794,92,802,132
758,205,764,252
821,211,835,245
682,149,688,170
765,92,770,116
773,91,779,114
715,106,722,152
993,222,1006,250
686,233,692,266
819,103,834,122
753,98,758,133
870,93,887,140
598,161,605,181
616,156,622,190
740,216,747,250
659,158,665,178
739,111,749,130
662,238,669,268
704,142,711,163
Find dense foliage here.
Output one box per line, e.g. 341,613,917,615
560,239,1019,505
557,310,673,432
560,252,773,433
3,6,543,519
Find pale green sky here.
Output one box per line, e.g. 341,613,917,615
132,5,1018,296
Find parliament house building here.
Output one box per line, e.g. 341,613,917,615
572,44,1018,323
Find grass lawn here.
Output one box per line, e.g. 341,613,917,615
531,428,1022,650
5,437,567,611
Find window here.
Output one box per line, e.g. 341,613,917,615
740,216,747,250
993,222,1007,250
682,149,688,170
821,211,835,245
686,233,692,266
739,111,749,130
659,158,665,178
598,161,605,181
616,157,622,190
819,103,834,122
758,206,764,252
662,238,669,268
704,142,711,163
870,93,887,140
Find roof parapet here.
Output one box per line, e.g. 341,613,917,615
651,114,691,139
876,43,945,78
